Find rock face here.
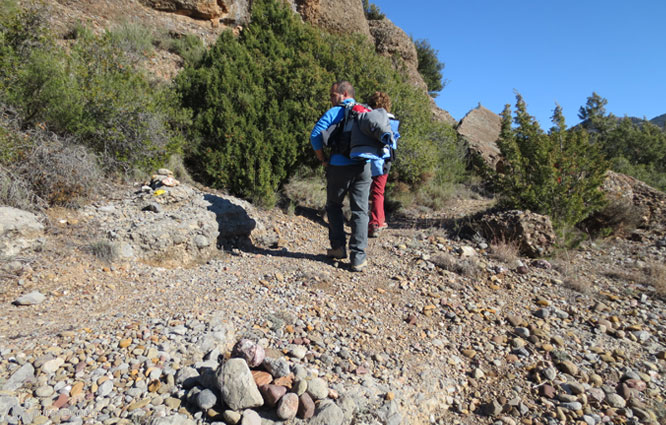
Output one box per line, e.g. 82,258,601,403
369,18,426,91
295,0,371,39
457,105,502,171
475,210,556,257
368,18,456,125
0,207,44,258
140,0,250,23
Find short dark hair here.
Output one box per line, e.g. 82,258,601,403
367,91,391,112
334,80,355,98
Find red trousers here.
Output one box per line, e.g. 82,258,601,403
369,173,388,228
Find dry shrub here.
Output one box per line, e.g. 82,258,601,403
85,240,117,264
15,136,102,207
603,262,665,298
642,262,666,297
552,258,590,294
582,197,642,237
489,238,520,264
432,252,481,278
282,170,327,211
0,166,44,212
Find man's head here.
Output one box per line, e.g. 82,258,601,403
330,80,355,105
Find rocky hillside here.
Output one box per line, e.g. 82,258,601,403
1,2,665,425
1,168,665,424
28,0,455,124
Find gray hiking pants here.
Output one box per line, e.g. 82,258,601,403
326,162,371,266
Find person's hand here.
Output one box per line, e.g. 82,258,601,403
321,160,328,168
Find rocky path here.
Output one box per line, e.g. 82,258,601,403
1,190,665,425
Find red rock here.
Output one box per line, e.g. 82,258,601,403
251,370,273,387
276,392,299,420
624,379,646,392
298,393,315,419
273,374,293,389
53,394,69,409
260,384,287,407
539,384,556,399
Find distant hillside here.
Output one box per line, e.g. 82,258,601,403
651,113,666,128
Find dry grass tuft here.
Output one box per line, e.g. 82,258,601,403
642,262,666,298
282,171,327,211
85,240,117,264
489,239,520,264
552,257,591,294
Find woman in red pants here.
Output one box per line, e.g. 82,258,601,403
366,91,400,237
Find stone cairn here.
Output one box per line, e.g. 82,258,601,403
179,338,338,423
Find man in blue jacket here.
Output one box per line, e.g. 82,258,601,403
310,81,371,272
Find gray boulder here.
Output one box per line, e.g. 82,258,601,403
310,400,344,425
13,291,46,306
216,358,263,410
0,207,44,258
457,105,502,171
3,363,35,391
88,184,263,266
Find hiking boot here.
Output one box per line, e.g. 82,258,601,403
351,259,367,272
326,246,347,259
368,223,388,238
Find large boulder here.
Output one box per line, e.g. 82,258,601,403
457,105,502,171
295,0,371,39
586,171,666,232
87,182,265,265
0,207,44,258
475,210,556,258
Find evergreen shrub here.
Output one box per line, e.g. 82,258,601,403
177,0,464,206
495,95,607,231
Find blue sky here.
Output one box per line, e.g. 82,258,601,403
372,0,666,128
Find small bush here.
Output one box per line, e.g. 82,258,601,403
282,168,327,211
642,262,666,298
86,240,117,264
106,21,155,63
163,33,205,66
14,136,102,207
0,166,43,211
581,196,642,237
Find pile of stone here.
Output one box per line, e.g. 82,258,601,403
145,169,181,191
180,338,343,423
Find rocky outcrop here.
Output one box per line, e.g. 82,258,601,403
0,207,44,258
368,18,457,124
295,0,371,39
84,173,271,265
139,0,250,22
600,171,666,229
369,18,425,92
457,105,502,171
475,210,556,258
